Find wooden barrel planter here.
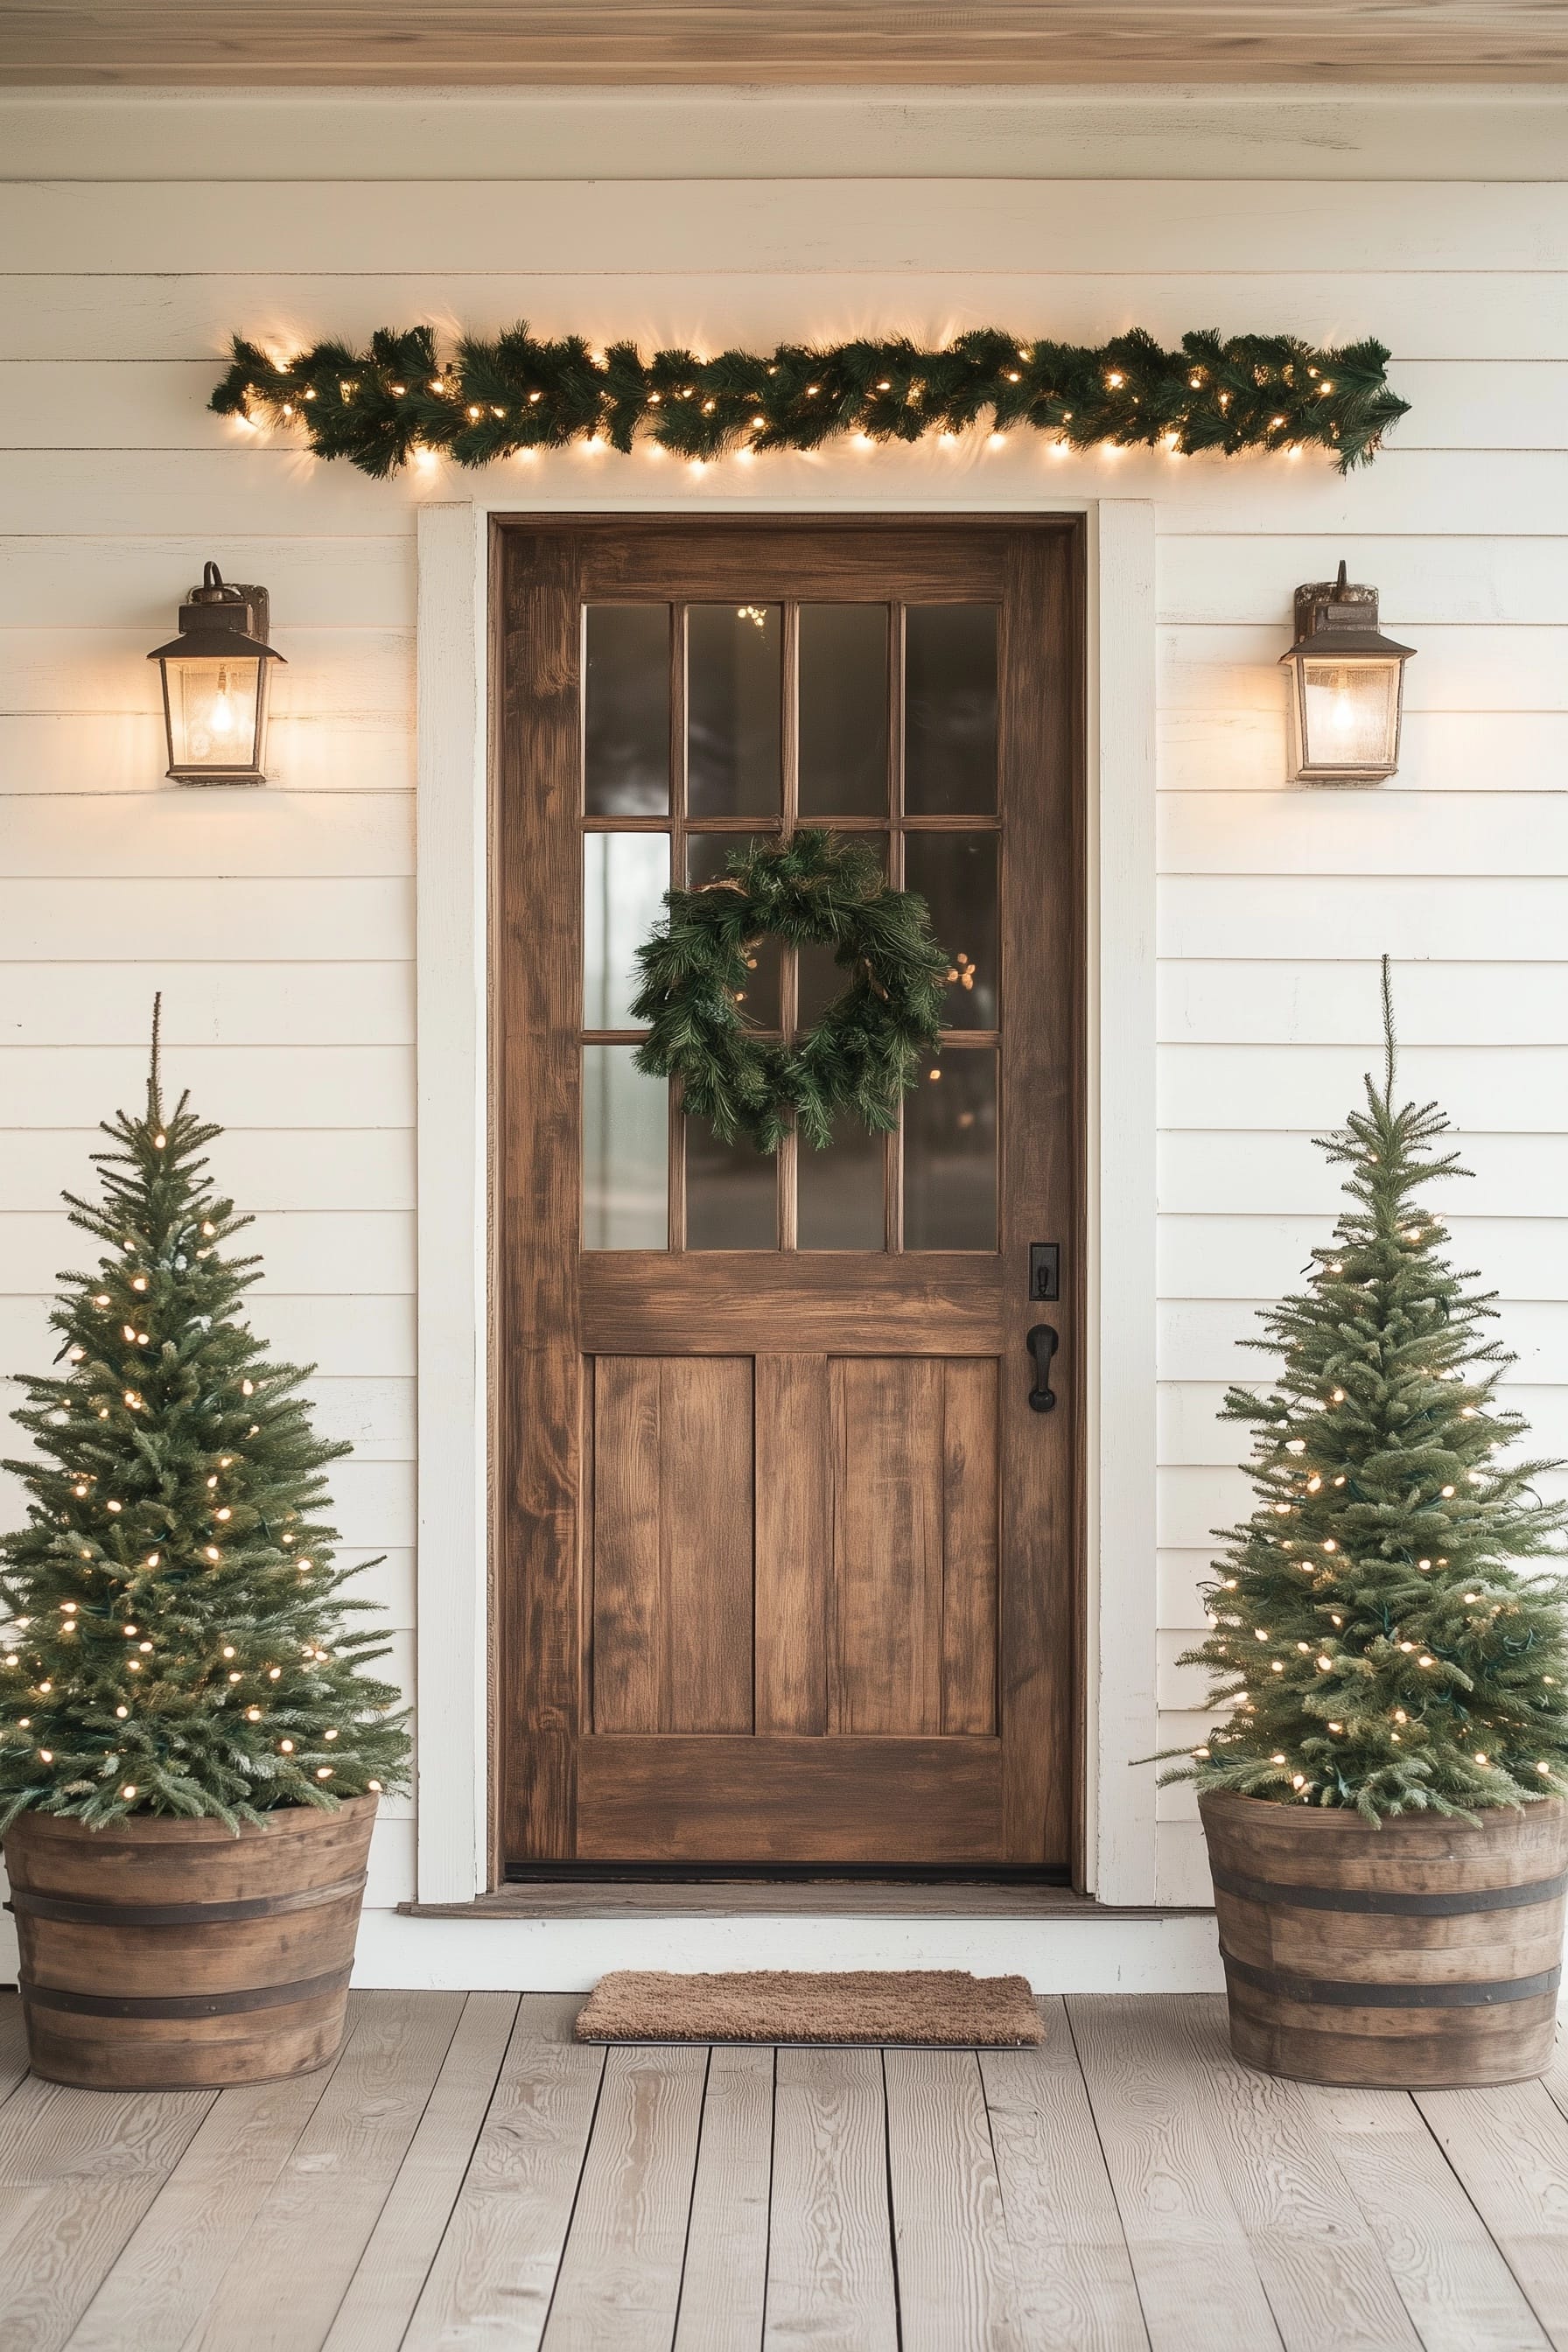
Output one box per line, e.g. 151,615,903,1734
3,1795,377,2090
1200,1789,1568,2089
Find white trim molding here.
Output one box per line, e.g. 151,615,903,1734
1083,499,1159,1903
413,494,1160,1908
414,500,491,1902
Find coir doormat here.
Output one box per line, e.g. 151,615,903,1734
574,1968,1044,2047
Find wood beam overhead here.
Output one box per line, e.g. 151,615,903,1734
4,3,1567,89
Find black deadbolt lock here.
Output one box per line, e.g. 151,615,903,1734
1029,1242,1060,1302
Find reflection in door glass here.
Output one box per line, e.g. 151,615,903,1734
905,606,998,815
583,1046,668,1250
688,604,782,817
903,833,998,1032
795,835,888,1032
799,605,889,816
584,606,669,816
584,833,669,1031
686,1120,777,1250
903,1051,998,1250
686,831,780,1029
798,1115,885,1251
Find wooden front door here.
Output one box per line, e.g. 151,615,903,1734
496,515,1083,1874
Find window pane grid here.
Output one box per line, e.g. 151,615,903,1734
580,596,1000,1255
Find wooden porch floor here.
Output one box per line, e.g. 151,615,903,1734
3,1988,1567,2351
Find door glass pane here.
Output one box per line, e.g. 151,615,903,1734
584,606,669,816
584,833,669,1030
795,835,888,1031
686,1123,777,1250
688,604,782,816
583,1046,668,1250
905,606,998,816
902,834,998,1032
800,605,888,816
798,1116,885,1250
904,1052,997,1250
686,832,780,1029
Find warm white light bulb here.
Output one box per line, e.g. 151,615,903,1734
209,669,237,740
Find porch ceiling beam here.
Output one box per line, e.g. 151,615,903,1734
4,2,1568,89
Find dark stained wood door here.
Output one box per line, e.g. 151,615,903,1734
496,515,1083,1872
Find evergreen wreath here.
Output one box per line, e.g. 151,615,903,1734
630,830,949,1154
210,323,1408,476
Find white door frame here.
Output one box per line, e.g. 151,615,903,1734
412,493,1157,1906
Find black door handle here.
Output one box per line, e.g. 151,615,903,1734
1026,1323,1059,1413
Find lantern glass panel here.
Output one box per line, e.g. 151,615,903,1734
1298,655,1400,774
164,653,265,774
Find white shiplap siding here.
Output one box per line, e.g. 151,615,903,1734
1,86,1564,1953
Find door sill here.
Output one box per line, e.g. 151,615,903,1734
398,1882,1204,1920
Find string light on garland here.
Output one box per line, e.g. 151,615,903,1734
209,323,1408,478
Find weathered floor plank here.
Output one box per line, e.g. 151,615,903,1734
0,1992,32,2110
64,1995,371,2352
321,1992,519,2352
1172,1995,1421,2352
673,2043,774,2352
0,2071,214,2352
886,2046,1021,2352
399,1992,604,2352
1544,2030,1568,2137
2,1988,1564,2352
979,1998,1149,2352
1068,1992,1284,2352
1301,2081,1551,2352
1415,2080,1568,2352
764,2046,898,2352
181,1989,466,2352
543,2041,708,2349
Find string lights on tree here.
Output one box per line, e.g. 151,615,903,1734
1164,959,1568,1820
0,1003,409,1830
209,323,1409,478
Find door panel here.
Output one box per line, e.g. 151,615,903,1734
830,1357,947,1737
590,1355,754,1736
754,1354,830,1737
496,514,1082,1876
576,1736,1003,1866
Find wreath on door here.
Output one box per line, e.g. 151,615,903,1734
630,830,951,1153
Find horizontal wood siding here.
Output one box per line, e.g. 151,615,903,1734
0,89,1560,1931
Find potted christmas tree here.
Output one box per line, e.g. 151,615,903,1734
1174,962,1568,2088
0,1008,409,2089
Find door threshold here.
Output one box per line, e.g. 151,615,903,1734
398,1882,1205,1921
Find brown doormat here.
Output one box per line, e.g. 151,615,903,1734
574,1968,1044,2047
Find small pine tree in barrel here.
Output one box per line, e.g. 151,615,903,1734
0,1005,409,1829
1172,962,1568,1819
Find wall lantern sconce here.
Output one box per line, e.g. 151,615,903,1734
1279,561,1415,785
147,563,284,784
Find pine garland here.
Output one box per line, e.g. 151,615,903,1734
0,1006,410,1830
210,323,1408,476
1165,961,1568,1823
630,830,948,1153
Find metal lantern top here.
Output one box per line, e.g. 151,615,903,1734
1278,560,1417,672
145,562,284,671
